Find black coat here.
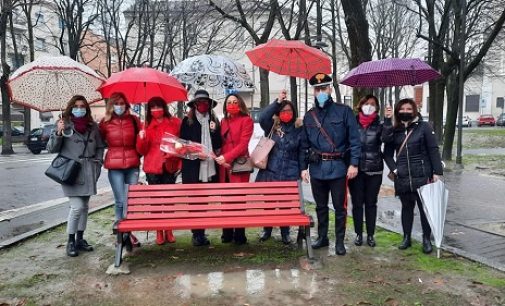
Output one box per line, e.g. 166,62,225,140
179,113,222,183
255,102,302,182
356,116,384,173
383,118,443,195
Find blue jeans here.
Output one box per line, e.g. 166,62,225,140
108,168,139,221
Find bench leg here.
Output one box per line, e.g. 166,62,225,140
114,232,124,268
305,226,314,259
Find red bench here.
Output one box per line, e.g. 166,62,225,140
113,181,314,267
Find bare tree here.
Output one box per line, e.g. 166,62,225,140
1,0,14,154
209,0,277,108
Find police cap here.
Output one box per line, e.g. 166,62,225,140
309,73,332,87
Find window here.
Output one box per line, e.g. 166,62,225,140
497,97,504,109
465,95,480,112
343,96,352,107
35,37,47,51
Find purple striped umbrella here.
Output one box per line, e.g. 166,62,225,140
340,58,441,88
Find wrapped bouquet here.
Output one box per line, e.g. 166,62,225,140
160,133,216,160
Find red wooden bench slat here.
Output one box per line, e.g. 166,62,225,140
117,215,311,231
125,208,302,220
127,194,300,205
127,187,299,198
128,181,298,191
127,202,301,212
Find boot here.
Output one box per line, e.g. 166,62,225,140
354,234,363,246
311,236,329,249
281,234,292,245
156,230,165,245
192,235,210,247
422,236,433,254
165,230,176,243
367,235,376,247
335,238,346,256
398,235,411,250
76,239,94,252
259,230,271,242
66,237,78,257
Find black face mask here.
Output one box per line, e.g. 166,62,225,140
398,112,414,122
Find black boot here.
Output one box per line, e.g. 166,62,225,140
367,235,376,247
398,235,411,250
76,231,93,252
311,236,329,249
281,234,292,245
335,238,346,256
354,234,363,246
66,234,78,257
192,235,210,247
422,236,433,254
259,229,272,242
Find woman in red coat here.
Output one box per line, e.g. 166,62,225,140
99,93,141,222
137,96,181,245
215,93,254,245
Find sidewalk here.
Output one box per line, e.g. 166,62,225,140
302,170,505,272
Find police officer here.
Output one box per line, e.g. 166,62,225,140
300,73,361,256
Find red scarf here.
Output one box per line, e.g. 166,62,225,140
358,112,377,129
72,117,89,134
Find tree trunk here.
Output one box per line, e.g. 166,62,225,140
442,73,458,160
1,0,14,154
259,68,270,108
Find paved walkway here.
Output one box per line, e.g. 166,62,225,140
301,170,505,271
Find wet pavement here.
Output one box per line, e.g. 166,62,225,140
302,169,505,271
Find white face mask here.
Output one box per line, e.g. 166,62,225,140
362,105,376,116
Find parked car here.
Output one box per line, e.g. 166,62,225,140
456,115,472,127
0,125,24,137
496,113,505,127
26,124,55,154
477,114,496,127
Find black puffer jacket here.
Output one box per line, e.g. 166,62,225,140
356,116,384,173
383,118,443,195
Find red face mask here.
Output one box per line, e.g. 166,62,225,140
226,104,240,115
151,109,164,119
196,102,210,114
279,111,293,123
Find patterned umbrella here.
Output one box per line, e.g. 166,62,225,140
245,39,332,79
340,58,441,88
170,55,254,89
98,67,188,103
8,56,105,112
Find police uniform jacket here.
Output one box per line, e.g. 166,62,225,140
300,98,361,180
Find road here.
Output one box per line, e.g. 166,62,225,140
0,145,110,212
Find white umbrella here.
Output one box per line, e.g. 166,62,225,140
170,54,254,89
418,180,449,258
8,56,105,112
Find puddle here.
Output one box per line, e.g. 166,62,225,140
173,268,318,299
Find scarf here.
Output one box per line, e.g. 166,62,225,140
196,111,216,182
358,112,377,129
72,117,89,134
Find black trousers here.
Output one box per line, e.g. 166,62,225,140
310,177,347,240
146,171,177,185
348,172,382,236
399,192,432,238
221,176,247,244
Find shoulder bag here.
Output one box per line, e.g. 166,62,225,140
250,123,276,169
227,119,254,174
387,129,414,181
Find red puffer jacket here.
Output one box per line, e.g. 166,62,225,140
136,116,182,175
99,114,141,170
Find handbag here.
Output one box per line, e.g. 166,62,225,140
387,129,414,182
250,123,276,169
231,156,254,173
45,132,90,185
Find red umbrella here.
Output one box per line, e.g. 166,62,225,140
245,39,332,79
98,67,188,103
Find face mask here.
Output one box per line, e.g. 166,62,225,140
72,108,86,118
113,105,125,116
196,103,210,114
151,109,164,119
226,104,240,115
398,112,414,122
279,112,293,123
316,92,329,107
362,105,376,116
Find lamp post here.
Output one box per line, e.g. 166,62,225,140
455,0,466,168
